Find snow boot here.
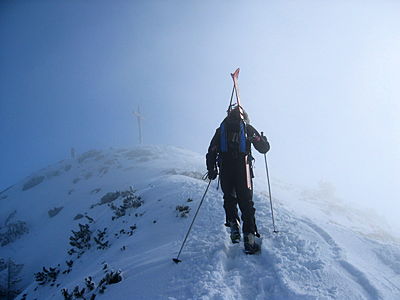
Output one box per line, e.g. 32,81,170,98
229,221,241,244
244,233,260,254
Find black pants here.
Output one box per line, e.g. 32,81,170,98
219,158,256,234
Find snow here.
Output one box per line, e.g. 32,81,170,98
0,145,399,299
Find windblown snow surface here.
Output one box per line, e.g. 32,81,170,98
1,145,399,300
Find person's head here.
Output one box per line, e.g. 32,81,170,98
227,105,250,124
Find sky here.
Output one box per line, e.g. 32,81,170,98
1,0,399,231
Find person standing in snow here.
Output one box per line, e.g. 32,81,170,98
206,106,270,254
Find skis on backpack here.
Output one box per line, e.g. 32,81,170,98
230,68,252,190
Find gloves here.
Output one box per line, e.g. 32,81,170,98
251,133,270,154
248,134,258,143
261,135,268,144
207,169,218,180
260,136,270,154
250,134,269,145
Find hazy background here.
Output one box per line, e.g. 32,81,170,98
1,1,399,232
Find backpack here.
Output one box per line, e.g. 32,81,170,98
219,117,247,158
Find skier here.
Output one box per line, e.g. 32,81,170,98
206,106,270,254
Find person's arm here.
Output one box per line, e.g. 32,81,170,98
206,128,220,179
247,125,270,154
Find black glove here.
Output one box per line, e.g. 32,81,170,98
207,169,218,180
251,132,270,154
249,134,257,143
261,135,268,144
249,134,267,144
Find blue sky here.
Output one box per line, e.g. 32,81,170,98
1,0,400,230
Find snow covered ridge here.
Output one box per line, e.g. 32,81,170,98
0,145,400,299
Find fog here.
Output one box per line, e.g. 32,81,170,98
1,1,399,233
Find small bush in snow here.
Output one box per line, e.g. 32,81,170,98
73,286,86,298
109,190,143,220
61,288,73,300
85,276,95,291
69,224,92,255
93,228,110,250
115,225,137,238
60,268,120,299
35,265,60,285
98,269,123,294
48,206,63,218
66,260,74,268
62,260,74,274
176,205,191,217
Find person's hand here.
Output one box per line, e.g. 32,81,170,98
249,134,261,143
261,135,268,143
207,169,218,180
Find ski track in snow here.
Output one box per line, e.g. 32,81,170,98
301,220,381,300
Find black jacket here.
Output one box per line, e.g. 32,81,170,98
206,119,270,172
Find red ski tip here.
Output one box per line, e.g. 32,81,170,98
231,68,240,79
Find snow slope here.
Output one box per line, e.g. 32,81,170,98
0,145,399,300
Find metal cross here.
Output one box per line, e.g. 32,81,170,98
132,105,144,144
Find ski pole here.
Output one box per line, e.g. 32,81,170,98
261,132,278,233
173,179,212,263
